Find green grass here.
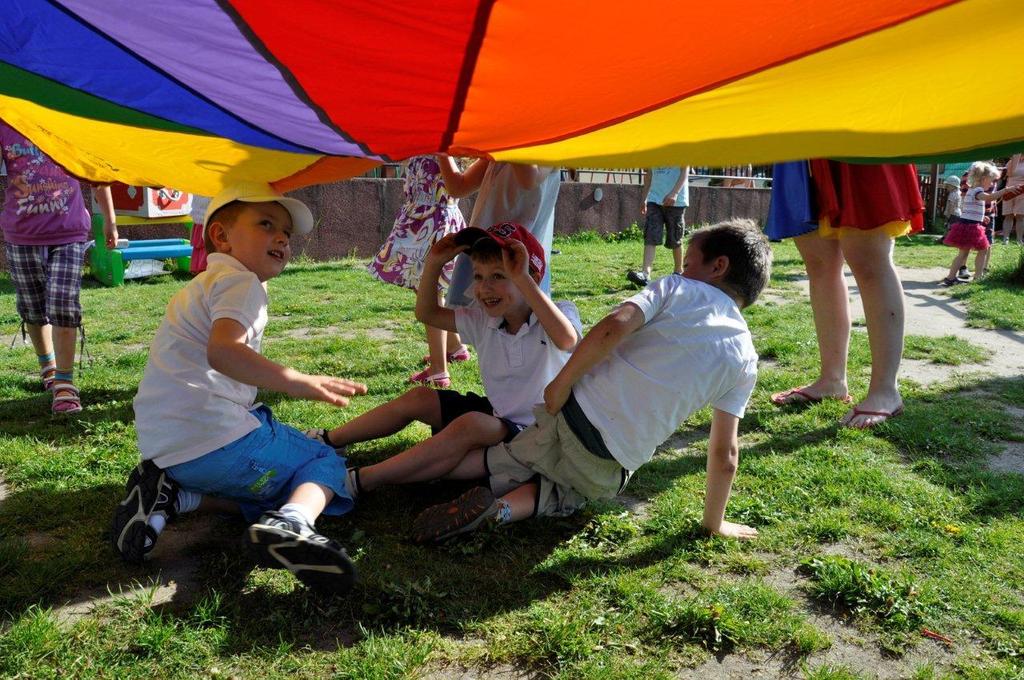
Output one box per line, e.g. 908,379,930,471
949,248,1024,330
903,335,988,365
1,235,1023,677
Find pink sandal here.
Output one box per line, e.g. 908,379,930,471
409,369,452,388
422,346,472,365
40,366,56,392
51,383,83,414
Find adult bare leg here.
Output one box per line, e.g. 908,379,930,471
838,233,905,428
778,233,850,401
1000,215,1014,243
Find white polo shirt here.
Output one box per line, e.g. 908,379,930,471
455,300,582,426
573,275,758,471
134,253,268,468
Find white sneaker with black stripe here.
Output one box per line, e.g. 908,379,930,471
247,511,356,594
110,460,178,564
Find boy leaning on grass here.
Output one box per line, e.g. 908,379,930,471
111,182,367,594
306,222,582,507
411,218,772,543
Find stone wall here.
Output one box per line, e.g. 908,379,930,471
286,179,770,261
0,177,770,271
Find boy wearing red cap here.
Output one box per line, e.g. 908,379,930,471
307,222,581,502
412,219,773,543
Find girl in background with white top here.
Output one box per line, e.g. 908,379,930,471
1001,153,1024,245
941,161,1023,285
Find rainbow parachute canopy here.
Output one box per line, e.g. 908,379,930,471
1,0,1022,195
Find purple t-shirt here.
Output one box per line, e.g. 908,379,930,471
1,121,90,246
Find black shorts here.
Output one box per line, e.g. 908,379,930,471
434,389,526,443
644,203,686,248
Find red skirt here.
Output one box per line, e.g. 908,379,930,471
943,220,989,251
809,161,925,236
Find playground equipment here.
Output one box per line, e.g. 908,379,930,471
89,213,193,287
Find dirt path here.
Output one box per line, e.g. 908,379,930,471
794,265,1024,385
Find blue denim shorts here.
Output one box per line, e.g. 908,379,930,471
166,405,353,522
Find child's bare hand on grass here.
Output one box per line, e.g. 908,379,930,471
289,374,367,407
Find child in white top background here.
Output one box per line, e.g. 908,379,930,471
1001,153,1024,245
941,161,1024,286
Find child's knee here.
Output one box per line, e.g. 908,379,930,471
400,385,440,414
443,411,500,441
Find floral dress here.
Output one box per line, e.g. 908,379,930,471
368,155,466,290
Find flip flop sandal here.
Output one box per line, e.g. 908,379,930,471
409,369,452,388
844,405,904,429
51,383,82,414
411,486,500,544
770,387,853,406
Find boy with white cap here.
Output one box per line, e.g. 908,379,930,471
112,182,366,594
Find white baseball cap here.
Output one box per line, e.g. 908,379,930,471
204,181,315,235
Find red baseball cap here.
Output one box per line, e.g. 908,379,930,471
454,222,546,279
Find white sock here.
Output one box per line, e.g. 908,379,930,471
144,489,203,547
278,502,316,530
176,489,203,514
344,468,360,499
148,513,167,537
495,498,513,525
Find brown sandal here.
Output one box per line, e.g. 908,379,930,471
843,405,904,429
411,487,499,544
770,386,853,406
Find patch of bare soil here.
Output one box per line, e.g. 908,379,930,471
688,556,958,679
270,322,404,343
611,493,652,520
661,429,711,456
987,441,1024,475
420,664,532,680
53,514,234,625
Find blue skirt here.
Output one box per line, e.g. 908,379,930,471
766,161,819,240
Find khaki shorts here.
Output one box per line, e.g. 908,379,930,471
485,406,631,518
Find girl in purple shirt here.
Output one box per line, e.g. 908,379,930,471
1,119,116,414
